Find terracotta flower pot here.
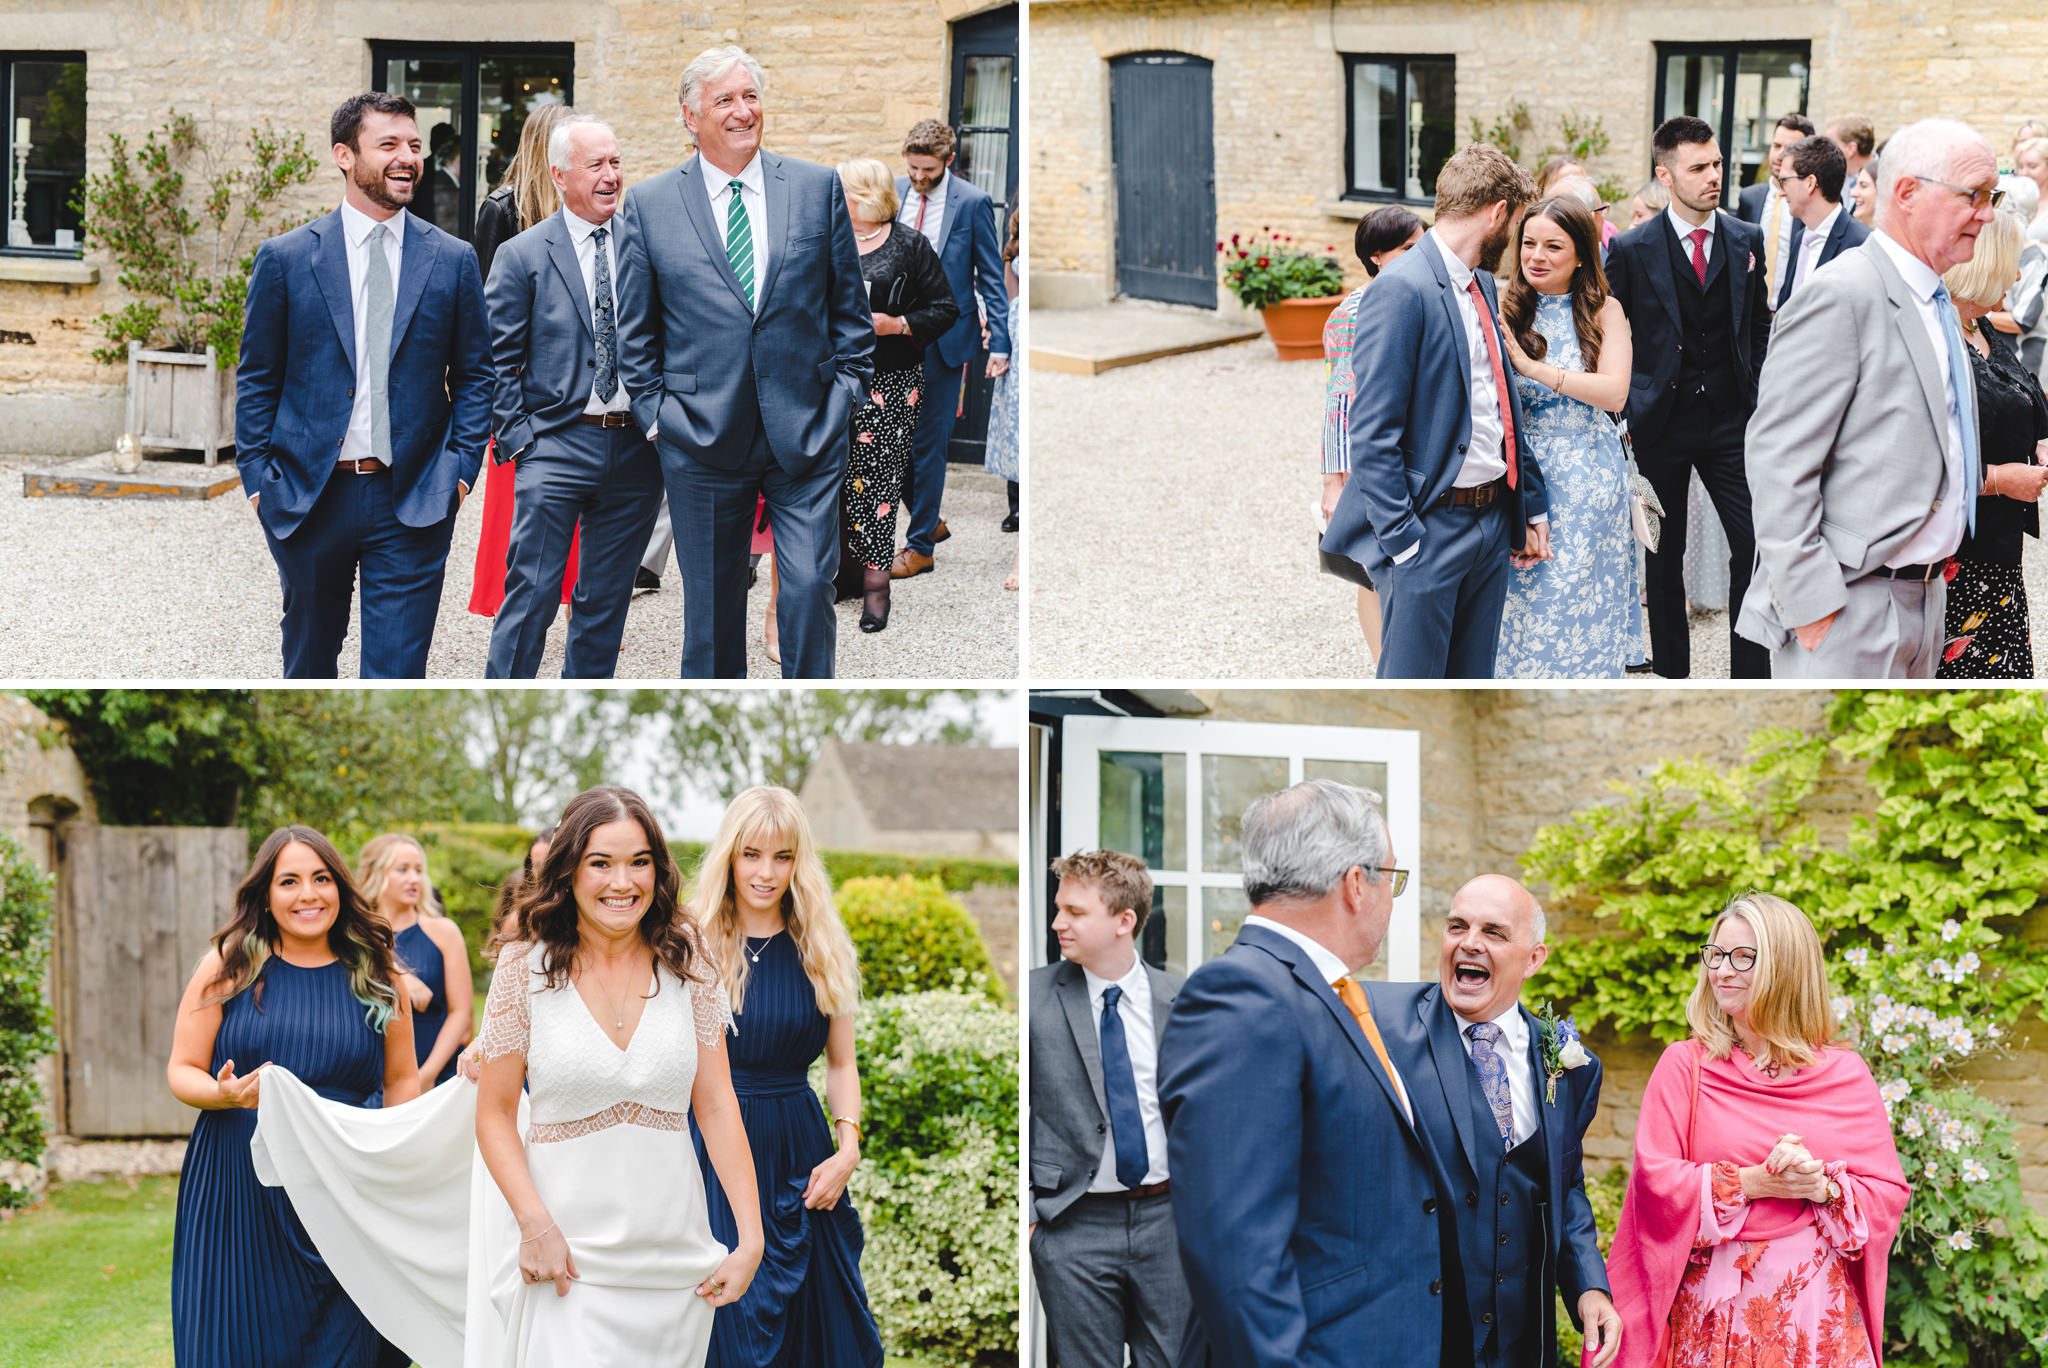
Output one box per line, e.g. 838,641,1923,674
1258,295,1345,362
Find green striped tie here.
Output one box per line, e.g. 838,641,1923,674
725,179,754,308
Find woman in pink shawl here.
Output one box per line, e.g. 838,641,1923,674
1607,893,1911,1368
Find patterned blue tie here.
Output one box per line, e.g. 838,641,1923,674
1466,1022,1514,1145
1932,282,1980,539
1098,985,1151,1189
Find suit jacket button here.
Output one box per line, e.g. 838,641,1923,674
1483,1312,1495,1325
1430,1278,1442,1295
1466,1192,1477,1207
347,386,354,397
587,359,595,368
1500,1193,1511,1206
1499,1233,1510,1245
1096,1123,1106,1134
1423,1197,1436,1214
1457,443,1467,453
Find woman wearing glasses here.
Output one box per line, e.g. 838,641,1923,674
1605,894,1910,1368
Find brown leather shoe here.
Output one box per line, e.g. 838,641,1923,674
890,549,935,579
934,520,951,544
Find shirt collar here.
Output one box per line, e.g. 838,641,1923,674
340,199,406,248
1242,914,1354,985
1451,997,1529,1051
1666,204,1716,244
561,204,615,243
1807,204,1843,246
1426,226,1477,291
1080,951,1146,1004
707,151,765,197
1872,228,1945,302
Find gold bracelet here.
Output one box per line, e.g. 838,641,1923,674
832,1115,863,1143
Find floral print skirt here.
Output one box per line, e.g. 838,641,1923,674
1936,557,2033,679
842,363,921,571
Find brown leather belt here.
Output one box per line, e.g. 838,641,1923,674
1869,561,1947,582
340,457,388,475
1434,476,1507,510
1089,1180,1171,1200
577,411,634,429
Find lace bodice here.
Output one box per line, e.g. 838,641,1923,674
476,940,733,1142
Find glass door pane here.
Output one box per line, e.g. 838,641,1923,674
1406,59,1454,200
1659,52,1725,129
1204,886,1249,964
956,55,1011,205
1201,755,1288,873
479,54,572,200
382,56,465,237
1151,885,1188,977
9,58,87,248
1350,61,1400,195
1304,758,1390,802
1731,48,1809,197
1098,751,1187,870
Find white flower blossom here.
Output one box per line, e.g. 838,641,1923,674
1883,1033,1910,1054
1902,1115,1926,1138
1940,919,1962,943
1948,1230,1975,1251
1964,1160,1991,1183
1844,947,1871,968
1558,1040,1592,1070
1926,1160,1941,1179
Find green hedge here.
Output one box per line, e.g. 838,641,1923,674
838,876,1004,1003
0,833,57,1208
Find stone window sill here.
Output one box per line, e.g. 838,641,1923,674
0,257,99,285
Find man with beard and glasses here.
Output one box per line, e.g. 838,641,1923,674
236,91,493,677
1322,143,1552,678
1603,116,1773,679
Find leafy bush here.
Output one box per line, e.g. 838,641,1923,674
1218,229,1345,309
1523,690,2048,1368
836,989,1017,1363
1552,1164,1628,1365
0,834,57,1208
837,876,1002,1002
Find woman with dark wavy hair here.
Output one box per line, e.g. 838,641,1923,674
1493,193,1646,678
167,825,417,1367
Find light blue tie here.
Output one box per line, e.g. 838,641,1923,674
1932,282,1980,539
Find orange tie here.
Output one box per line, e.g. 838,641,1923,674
1332,977,1410,1119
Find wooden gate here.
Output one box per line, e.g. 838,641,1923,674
1111,52,1217,308
59,825,245,1137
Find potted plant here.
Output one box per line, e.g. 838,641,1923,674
1218,229,1347,361
80,114,319,464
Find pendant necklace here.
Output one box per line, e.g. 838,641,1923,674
856,225,886,243
745,931,779,963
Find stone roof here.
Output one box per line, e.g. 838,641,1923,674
819,740,1017,833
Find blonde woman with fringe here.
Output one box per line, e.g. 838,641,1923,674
688,786,883,1367
1606,894,1910,1368
358,833,473,1091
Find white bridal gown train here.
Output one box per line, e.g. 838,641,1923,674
251,942,734,1368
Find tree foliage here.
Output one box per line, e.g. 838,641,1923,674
0,834,57,1208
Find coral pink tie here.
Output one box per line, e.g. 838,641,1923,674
1687,227,1710,286
1463,276,1519,490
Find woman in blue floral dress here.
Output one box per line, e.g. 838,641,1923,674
1494,195,1647,677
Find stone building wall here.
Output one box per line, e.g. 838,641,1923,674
0,0,1001,452
1031,0,2048,309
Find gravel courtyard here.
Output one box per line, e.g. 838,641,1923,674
0,456,1018,680
1031,336,2048,680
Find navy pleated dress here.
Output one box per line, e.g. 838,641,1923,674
692,931,884,1367
394,921,457,1085
172,959,387,1368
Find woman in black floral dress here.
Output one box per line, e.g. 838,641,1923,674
1939,212,2048,678
836,158,958,632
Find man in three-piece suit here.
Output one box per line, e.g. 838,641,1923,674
482,116,664,679
1029,850,1190,1368
1160,780,1447,1368
237,92,493,678
614,45,875,679
1367,875,1621,1368
891,118,1011,580
1776,133,1872,313
1604,115,1773,679
1739,118,2002,677
1322,143,1552,678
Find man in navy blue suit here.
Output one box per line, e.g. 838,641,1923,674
1776,134,1871,312
614,45,875,678
1367,875,1621,1368
890,118,1011,580
1322,143,1551,678
236,92,493,678
1160,780,1448,1368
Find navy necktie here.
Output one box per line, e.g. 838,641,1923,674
1099,985,1150,1189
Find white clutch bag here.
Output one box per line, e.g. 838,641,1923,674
1619,422,1664,552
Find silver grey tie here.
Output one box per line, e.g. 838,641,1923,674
364,222,394,462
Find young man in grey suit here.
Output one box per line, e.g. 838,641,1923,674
614,45,875,678
483,116,665,678
1029,850,1189,1368
1739,118,2001,677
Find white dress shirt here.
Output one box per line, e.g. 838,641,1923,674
1784,205,1842,305
703,152,769,313
559,206,632,415
1243,915,1412,1122
1080,953,1169,1191
1451,1000,1538,1149
338,200,406,465
1665,204,1718,271
1429,226,1507,490
898,169,950,253
1871,229,1970,566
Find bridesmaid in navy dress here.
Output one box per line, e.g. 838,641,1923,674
357,833,473,1089
166,826,418,1368
688,786,884,1368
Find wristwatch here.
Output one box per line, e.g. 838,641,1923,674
1823,1174,1842,1206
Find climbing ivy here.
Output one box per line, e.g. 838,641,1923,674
0,833,56,1209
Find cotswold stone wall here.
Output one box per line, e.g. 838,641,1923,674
0,0,997,452
1032,0,2048,308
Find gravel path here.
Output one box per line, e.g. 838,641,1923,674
1030,338,2048,679
0,455,1018,679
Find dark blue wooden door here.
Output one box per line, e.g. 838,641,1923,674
945,4,1018,464
1111,53,1216,308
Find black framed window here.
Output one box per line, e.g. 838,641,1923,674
1654,42,1811,208
1342,54,1454,204
367,42,574,241
951,7,1019,240
3,52,87,257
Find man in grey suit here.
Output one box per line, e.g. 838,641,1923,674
615,45,875,678
1029,849,1190,1368
1739,117,2001,677
483,116,664,678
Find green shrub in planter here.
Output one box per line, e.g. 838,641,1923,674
838,875,1001,1002
1219,229,1345,309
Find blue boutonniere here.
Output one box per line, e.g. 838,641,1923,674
1534,1002,1590,1105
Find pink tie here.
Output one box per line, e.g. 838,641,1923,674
1463,277,1519,490
1687,228,1709,286
914,194,928,233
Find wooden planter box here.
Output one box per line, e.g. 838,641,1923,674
1258,294,1346,362
126,341,236,465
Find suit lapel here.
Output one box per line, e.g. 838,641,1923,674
1054,963,1110,1126
1643,221,1684,337
1145,964,1177,1050
1424,236,1473,395
1869,241,1955,464
543,212,594,339
935,171,961,252
388,213,435,355
1421,988,1482,1177
1526,1009,1567,1212
753,152,792,312
678,157,752,310
310,211,356,374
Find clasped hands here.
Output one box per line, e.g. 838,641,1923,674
1742,1132,1831,1203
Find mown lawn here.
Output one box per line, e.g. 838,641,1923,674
0,1176,940,1367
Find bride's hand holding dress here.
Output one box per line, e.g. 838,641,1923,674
688,1028,765,1308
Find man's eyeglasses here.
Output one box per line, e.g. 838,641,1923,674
1701,944,1758,972
1917,176,2006,211
1378,866,1410,896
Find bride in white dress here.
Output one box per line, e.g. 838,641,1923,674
248,787,764,1368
